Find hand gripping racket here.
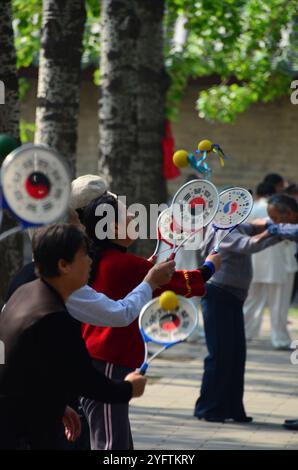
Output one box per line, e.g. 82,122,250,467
138,294,198,375
212,187,253,253
0,143,71,241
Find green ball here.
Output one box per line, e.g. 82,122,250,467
0,133,19,164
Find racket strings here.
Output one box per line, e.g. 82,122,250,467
211,188,254,251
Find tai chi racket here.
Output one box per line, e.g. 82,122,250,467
148,208,174,263
168,179,219,258
0,144,71,241
212,187,253,252
148,206,206,263
138,294,198,375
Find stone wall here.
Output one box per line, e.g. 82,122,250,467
21,78,298,197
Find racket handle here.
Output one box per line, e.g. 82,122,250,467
0,225,22,242
147,255,157,263
167,252,176,261
212,225,237,254
139,363,148,375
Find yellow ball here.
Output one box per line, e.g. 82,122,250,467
198,139,212,152
173,149,189,168
159,291,179,311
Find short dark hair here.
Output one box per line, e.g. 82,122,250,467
268,194,298,214
263,173,284,186
82,193,119,285
82,192,119,244
256,182,276,197
33,224,89,278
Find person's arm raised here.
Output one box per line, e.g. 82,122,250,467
144,260,176,291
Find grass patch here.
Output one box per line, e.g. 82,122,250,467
264,307,298,318
289,307,298,317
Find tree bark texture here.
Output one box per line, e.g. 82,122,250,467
99,0,169,256
35,0,86,178
0,0,23,307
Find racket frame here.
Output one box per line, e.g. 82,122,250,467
138,296,198,374
148,209,174,263
0,144,71,241
168,179,219,259
212,187,253,252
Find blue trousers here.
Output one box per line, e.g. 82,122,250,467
194,283,247,420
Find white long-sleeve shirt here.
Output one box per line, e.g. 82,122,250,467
66,281,152,327
248,199,294,284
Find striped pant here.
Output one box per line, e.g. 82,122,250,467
80,359,134,450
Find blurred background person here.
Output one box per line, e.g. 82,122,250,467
245,191,298,349
263,173,285,193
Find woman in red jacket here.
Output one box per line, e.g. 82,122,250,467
80,192,220,450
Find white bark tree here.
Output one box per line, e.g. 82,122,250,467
99,0,169,256
35,0,86,177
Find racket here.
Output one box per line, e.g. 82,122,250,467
169,179,219,258
138,295,198,375
0,143,71,241
148,208,199,262
212,187,253,252
148,209,173,263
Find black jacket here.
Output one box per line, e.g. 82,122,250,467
0,279,132,449
5,261,36,303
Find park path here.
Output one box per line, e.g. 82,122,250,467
130,316,298,450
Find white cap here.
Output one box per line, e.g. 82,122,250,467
70,174,109,210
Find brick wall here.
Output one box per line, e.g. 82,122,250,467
170,82,298,195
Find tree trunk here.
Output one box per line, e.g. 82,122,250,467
99,0,139,194
135,0,169,256
0,0,23,307
99,0,169,257
35,0,86,178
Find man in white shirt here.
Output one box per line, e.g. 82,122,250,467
244,185,297,349
6,175,175,327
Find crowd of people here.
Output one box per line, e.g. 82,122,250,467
0,174,220,450
1,171,298,449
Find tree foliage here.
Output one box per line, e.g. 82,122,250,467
11,0,298,123
165,0,298,122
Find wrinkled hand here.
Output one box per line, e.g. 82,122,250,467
205,252,221,272
125,371,147,398
144,260,176,290
252,230,270,243
250,218,267,230
62,405,81,443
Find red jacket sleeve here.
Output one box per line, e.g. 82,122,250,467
97,249,206,299
154,269,205,298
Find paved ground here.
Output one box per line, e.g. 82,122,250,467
130,315,298,450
